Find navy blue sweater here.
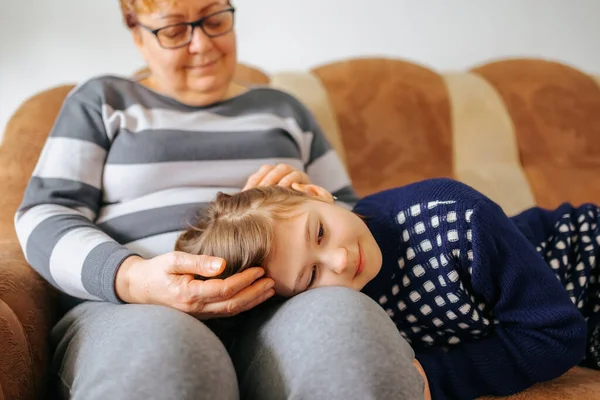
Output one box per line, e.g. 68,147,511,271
353,178,588,400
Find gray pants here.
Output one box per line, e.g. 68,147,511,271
51,287,423,400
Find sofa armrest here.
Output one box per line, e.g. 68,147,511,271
0,241,59,400
478,367,600,400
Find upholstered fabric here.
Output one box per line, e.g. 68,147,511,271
479,367,600,400
269,71,348,169
311,58,454,198
442,72,536,216
472,59,600,210
0,85,75,241
304,58,600,219
0,241,58,400
0,85,71,400
2,59,600,399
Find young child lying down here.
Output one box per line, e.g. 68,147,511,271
175,177,599,400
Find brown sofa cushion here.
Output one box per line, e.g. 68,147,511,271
472,59,600,209
312,58,453,197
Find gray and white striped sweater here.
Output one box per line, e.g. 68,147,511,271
14,76,357,306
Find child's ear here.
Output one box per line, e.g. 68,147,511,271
291,183,335,203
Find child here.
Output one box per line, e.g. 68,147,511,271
175,178,598,400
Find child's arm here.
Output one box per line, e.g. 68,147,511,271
416,198,587,400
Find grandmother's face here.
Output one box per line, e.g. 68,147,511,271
134,0,237,99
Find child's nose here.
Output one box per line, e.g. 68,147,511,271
329,248,349,275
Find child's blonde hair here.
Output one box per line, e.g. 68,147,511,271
175,186,315,279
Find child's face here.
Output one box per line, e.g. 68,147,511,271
266,198,382,297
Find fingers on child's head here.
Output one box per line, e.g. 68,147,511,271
291,183,334,203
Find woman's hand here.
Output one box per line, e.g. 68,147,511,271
115,253,275,320
243,163,311,190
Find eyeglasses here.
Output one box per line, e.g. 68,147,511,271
139,7,235,49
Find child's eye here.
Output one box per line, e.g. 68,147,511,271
307,265,318,288
317,222,325,244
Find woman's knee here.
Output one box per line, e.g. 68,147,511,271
53,302,238,400
232,287,422,400
266,286,414,358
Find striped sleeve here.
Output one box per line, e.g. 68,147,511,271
294,101,359,208
14,90,137,303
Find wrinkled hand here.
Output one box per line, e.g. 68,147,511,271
115,252,275,320
243,163,311,190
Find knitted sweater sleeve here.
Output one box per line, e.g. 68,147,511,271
14,87,136,303
416,198,587,399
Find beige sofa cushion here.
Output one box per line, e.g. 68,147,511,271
443,72,536,216
269,72,348,170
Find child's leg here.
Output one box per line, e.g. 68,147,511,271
512,202,600,369
511,203,600,310
581,314,600,370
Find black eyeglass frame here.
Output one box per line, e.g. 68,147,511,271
138,7,236,49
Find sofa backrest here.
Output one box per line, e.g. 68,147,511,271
2,57,599,242
276,58,600,215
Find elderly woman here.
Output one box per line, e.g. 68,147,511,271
14,0,425,399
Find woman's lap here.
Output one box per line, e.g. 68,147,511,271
230,286,423,400
51,301,239,400
52,287,422,400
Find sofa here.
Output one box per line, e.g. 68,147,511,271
1,57,600,399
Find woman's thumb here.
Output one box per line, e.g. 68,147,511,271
171,252,225,277
198,256,225,277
